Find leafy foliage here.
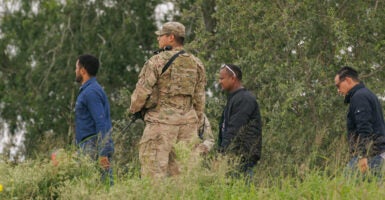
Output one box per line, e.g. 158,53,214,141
185,0,385,176
0,0,160,157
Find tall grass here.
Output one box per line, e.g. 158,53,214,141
1,143,385,200
0,96,382,199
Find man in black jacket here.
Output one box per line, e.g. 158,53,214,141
335,66,385,176
218,64,262,177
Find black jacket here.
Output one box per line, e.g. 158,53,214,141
219,88,262,164
345,83,385,157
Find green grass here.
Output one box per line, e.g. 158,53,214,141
1,147,385,200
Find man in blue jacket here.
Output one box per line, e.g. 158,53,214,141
218,64,262,177
335,66,385,176
75,54,114,185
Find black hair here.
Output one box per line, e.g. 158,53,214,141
223,64,242,81
174,35,184,45
337,66,359,82
77,54,99,76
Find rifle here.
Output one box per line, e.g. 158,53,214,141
153,45,172,54
121,112,143,133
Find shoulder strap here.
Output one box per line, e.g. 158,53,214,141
161,50,185,75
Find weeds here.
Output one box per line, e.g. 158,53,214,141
1,144,385,199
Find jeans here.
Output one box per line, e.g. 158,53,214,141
346,155,384,180
78,135,114,186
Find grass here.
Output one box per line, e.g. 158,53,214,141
1,145,385,200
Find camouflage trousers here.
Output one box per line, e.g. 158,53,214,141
139,122,198,178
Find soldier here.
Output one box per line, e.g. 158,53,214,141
129,22,206,178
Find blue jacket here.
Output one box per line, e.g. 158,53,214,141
75,77,114,156
345,83,385,157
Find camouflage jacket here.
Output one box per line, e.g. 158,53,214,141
130,47,206,125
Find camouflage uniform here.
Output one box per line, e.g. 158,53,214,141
130,47,206,178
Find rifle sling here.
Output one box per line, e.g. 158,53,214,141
161,50,185,75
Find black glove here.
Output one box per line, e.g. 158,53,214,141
132,111,144,121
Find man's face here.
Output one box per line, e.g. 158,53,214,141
157,34,171,48
219,68,236,92
75,60,83,83
334,75,349,96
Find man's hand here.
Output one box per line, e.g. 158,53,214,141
99,156,110,170
358,157,368,173
196,143,209,155
195,139,215,155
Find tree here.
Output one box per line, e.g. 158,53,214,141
0,0,160,158
182,0,385,175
